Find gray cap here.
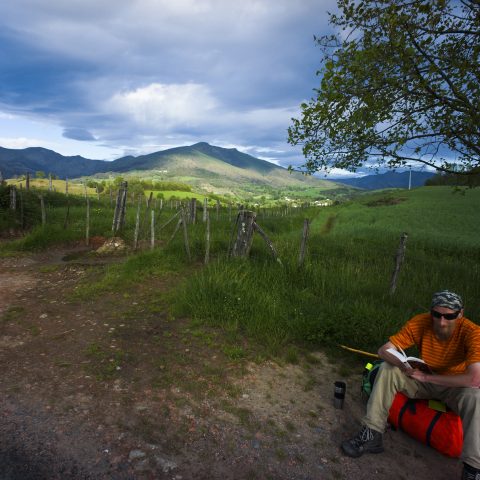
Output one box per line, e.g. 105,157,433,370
431,290,464,311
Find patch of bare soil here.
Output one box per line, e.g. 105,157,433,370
0,247,462,479
365,197,407,207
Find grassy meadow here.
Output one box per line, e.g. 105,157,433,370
172,187,479,355
1,184,478,358
6,177,97,196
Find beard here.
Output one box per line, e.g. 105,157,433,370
433,324,455,341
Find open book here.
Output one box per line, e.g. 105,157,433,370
386,347,432,374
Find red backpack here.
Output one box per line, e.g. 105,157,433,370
387,392,463,458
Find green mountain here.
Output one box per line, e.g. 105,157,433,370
0,146,106,178
0,142,354,201
94,142,353,201
335,171,435,190
111,142,280,174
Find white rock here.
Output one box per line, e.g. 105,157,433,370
129,450,146,461
155,456,177,473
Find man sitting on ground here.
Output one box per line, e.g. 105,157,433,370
341,290,480,480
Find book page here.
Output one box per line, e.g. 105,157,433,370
386,347,407,362
386,348,432,373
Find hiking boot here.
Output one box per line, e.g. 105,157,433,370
341,425,384,458
462,463,480,480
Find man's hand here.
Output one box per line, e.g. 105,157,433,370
405,362,480,387
404,368,429,382
378,341,415,372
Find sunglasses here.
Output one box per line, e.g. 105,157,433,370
431,310,460,321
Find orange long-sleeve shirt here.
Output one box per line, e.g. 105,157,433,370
390,313,480,375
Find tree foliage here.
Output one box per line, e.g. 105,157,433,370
425,166,480,187
110,176,192,193
146,180,192,192
288,0,480,175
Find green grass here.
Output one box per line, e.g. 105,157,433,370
6,178,97,196
1,185,479,360
222,344,246,360
328,187,480,249
145,190,211,202
173,187,480,354
73,248,187,299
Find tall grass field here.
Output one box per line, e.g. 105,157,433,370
1,185,478,356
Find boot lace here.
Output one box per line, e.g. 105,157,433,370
463,463,480,480
352,426,374,447
463,471,480,480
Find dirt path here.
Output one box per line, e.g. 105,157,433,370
0,247,462,479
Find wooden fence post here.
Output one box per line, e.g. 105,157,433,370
19,189,25,229
96,184,100,200
204,211,210,265
39,195,46,226
48,174,53,192
86,197,90,246
120,183,128,229
112,181,128,233
150,210,155,250
203,198,208,222
0,170,3,184
26,172,30,191
63,193,70,230
190,198,197,224
138,191,153,238
65,177,69,195
253,222,282,264
230,210,256,257
390,232,408,295
181,208,191,260
298,219,310,267
133,198,141,250
146,191,153,208
112,189,122,232
9,186,16,210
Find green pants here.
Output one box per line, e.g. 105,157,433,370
364,362,480,469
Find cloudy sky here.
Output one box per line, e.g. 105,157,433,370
1,0,368,176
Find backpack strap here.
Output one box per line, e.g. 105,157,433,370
425,411,443,447
398,398,417,431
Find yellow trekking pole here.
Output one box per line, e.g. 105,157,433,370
338,344,379,359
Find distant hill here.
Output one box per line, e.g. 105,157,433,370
0,146,106,179
0,142,301,180
333,171,435,190
0,142,355,200
106,142,283,176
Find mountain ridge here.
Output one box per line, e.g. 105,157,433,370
0,143,356,201
2,143,434,199
0,146,107,178
333,170,435,190
0,142,285,179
